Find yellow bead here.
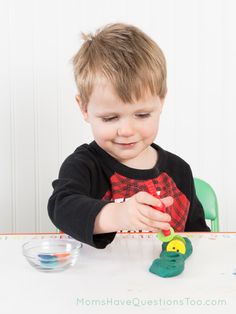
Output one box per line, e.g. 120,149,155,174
166,238,186,254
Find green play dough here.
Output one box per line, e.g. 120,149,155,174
149,237,193,278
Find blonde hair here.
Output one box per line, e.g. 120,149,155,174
72,23,167,107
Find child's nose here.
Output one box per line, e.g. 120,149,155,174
117,119,134,137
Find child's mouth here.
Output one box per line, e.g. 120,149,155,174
115,142,137,148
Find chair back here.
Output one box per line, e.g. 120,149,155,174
194,178,219,232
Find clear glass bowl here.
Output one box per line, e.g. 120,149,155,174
22,238,82,272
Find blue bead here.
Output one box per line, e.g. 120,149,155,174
38,254,57,262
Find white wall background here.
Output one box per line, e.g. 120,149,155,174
1,0,236,233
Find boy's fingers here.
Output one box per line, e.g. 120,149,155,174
139,215,171,231
161,196,174,208
135,191,174,209
135,191,163,207
138,204,171,222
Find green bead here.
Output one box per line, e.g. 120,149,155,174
157,227,175,242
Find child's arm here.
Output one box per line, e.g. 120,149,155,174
48,153,118,249
94,191,173,234
185,182,211,231
183,166,211,232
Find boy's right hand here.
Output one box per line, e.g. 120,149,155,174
118,191,173,232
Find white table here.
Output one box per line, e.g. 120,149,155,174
0,232,236,314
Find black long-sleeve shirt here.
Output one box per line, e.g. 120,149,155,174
48,141,210,248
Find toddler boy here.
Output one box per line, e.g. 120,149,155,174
48,23,210,248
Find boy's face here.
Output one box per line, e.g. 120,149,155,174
77,81,164,166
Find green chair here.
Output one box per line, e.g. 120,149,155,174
194,178,219,232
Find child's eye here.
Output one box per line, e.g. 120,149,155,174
136,113,151,119
102,116,118,122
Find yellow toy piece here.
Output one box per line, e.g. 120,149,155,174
166,236,186,254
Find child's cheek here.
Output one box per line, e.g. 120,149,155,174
95,123,116,140
141,120,159,137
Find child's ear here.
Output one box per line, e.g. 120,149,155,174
75,95,89,122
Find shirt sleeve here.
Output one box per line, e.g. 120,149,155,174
47,154,116,248
184,170,211,232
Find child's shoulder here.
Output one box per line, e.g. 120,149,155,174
165,149,191,169
154,143,192,174
60,142,99,171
